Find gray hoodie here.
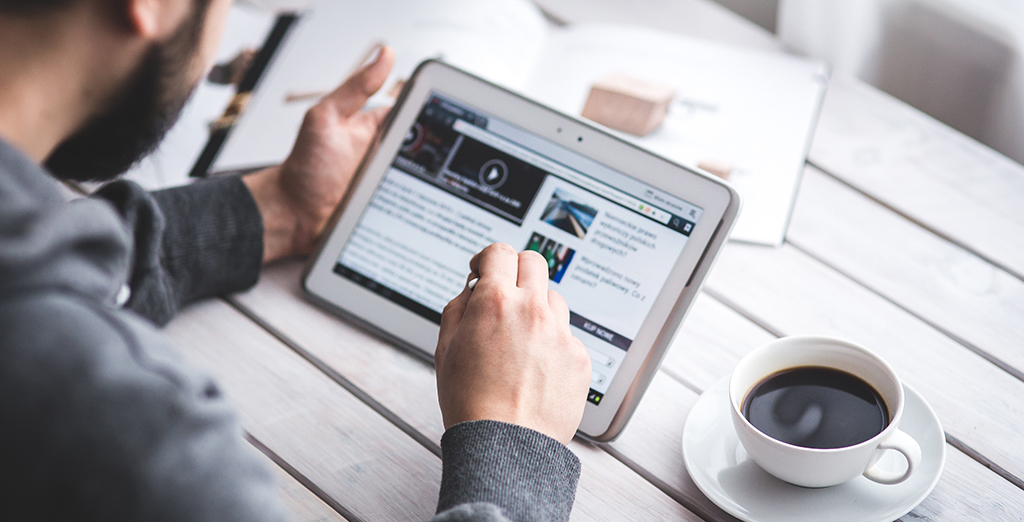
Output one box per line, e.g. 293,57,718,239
0,138,579,522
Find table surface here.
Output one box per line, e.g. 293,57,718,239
162,2,1024,521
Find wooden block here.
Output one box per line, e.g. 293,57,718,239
581,74,674,136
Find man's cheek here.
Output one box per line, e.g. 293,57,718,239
194,0,234,79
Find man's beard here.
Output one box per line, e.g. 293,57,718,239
45,9,206,182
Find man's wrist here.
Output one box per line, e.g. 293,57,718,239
242,166,301,263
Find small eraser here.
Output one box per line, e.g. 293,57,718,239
697,160,734,180
467,278,479,291
581,74,675,137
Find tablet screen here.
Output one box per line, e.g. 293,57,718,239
335,93,703,405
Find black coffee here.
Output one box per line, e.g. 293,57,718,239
742,366,889,449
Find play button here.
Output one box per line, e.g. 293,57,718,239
485,167,501,182
478,159,509,188
401,123,423,152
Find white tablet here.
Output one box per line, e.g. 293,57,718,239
304,60,740,441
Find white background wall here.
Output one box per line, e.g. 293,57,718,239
727,0,1024,166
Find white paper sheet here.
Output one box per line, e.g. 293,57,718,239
212,0,548,172
523,24,829,245
210,2,827,245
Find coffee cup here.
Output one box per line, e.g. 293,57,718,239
729,336,921,488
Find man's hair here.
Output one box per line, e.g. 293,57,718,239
0,0,209,14
0,0,72,13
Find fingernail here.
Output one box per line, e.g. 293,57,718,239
363,43,385,68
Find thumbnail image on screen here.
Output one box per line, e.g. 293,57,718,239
541,188,598,239
524,232,576,283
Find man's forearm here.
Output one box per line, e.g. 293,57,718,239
92,176,263,325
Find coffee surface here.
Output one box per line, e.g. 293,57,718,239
742,366,889,449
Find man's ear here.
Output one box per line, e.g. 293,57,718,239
121,0,190,39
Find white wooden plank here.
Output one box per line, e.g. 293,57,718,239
613,373,739,522
809,78,1024,278
661,292,777,391
705,242,1024,482
570,441,702,522
261,452,348,522
910,448,1024,521
233,261,703,522
786,166,1024,378
163,299,441,521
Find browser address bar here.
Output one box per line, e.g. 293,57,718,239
452,120,672,225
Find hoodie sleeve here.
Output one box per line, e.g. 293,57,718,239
93,176,264,326
430,421,581,522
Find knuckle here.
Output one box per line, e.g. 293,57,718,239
547,289,567,307
524,298,549,323
302,104,333,130
480,287,513,315
357,75,378,97
442,298,458,314
439,308,454,325
520,249,544,264
487,242,517,257
521,251,548,277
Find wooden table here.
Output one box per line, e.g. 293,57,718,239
163,3,1024,521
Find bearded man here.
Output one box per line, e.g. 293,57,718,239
0,1,592,520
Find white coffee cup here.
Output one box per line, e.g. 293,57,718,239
729,336,922,488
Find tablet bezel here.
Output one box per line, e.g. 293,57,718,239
304,60,740,441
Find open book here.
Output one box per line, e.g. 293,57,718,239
212,0,828,246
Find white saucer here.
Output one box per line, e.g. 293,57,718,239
682,377,945,522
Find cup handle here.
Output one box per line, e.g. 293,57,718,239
863,429,922,485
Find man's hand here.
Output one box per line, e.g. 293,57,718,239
435,243,592,445
244,46,395,262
